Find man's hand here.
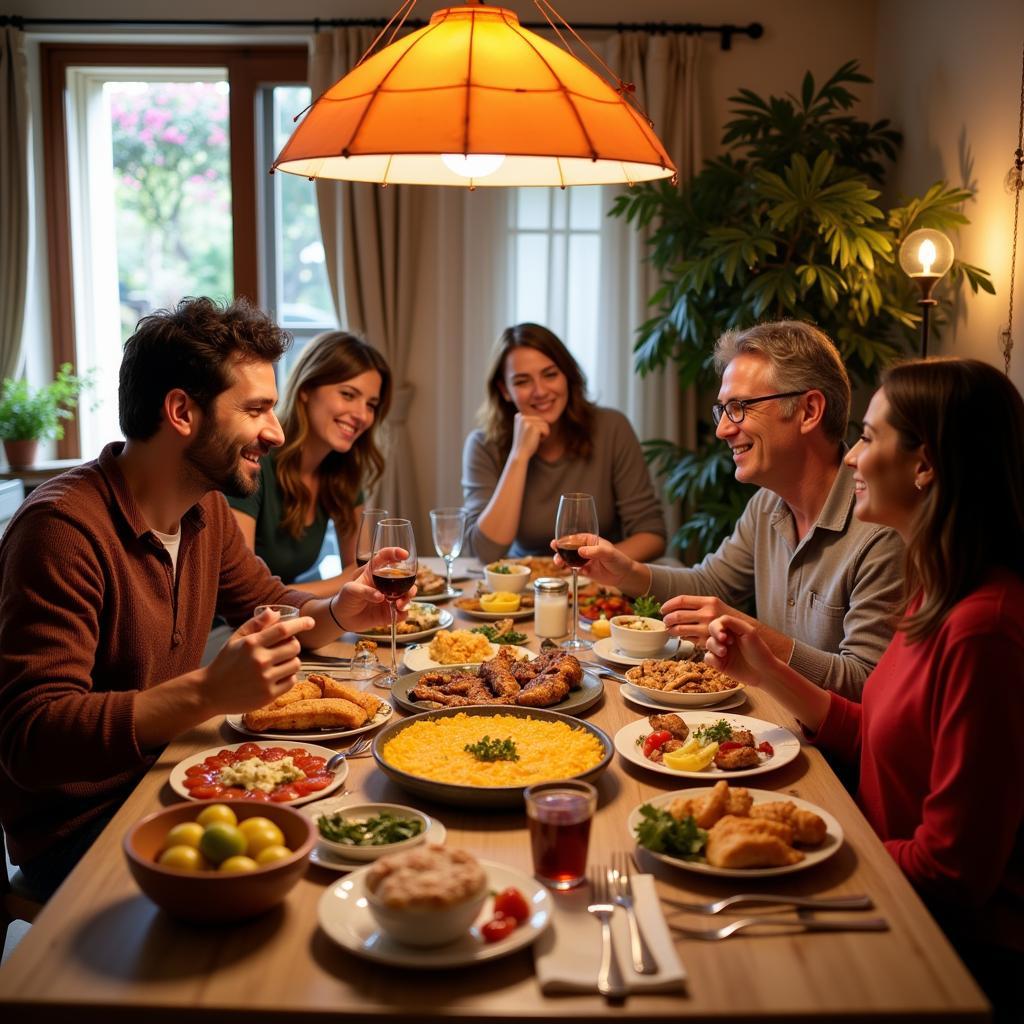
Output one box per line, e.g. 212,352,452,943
550,534,647,592
204,610,314,714
510,413,550,461
330,546,416,633
660,593,745,642
704,614,781,684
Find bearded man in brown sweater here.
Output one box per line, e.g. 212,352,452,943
0,297,402,899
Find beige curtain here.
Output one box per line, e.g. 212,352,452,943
311,28,423,523
595,33,703,543
0,26,30,381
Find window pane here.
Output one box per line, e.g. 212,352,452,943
567,234,601,387
569,185,602,230
514,234,549,324
107,81,232,343
273,87,336,328
515,187,550,230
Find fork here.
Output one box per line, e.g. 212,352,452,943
672,915,889,940
610,852,658,975
587,866,628,999
666,893,873,916
325,736,372,772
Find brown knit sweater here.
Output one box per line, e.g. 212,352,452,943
0,443,310,865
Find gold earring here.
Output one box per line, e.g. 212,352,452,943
915,480,923,491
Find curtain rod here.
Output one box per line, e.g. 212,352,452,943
0,14,763,51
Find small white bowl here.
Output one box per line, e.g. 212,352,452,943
484,562,531,594
610,615,671,658
313,803,429,862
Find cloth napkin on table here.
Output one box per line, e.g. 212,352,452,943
533,873,686,994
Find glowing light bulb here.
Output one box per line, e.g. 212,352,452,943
918,239,937,276
440,153,506,179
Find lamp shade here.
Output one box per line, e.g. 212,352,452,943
273,3,677,187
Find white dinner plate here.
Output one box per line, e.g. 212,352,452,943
402,642,536,673
592,635,694,666
617,675,745,709
302,795,448,872
614,711,800,780
318,859,551,967
225,702,393,743
453,602,535,622
628,787,844,878
169,741,348,806
417,556,475,582
620,681,747,714
353,608,455,645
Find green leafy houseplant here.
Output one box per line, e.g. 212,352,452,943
0,364,93,468
611,61,993,556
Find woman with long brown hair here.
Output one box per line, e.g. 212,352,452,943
703,357,1024,1018
462,323,666,563
229,330,391,596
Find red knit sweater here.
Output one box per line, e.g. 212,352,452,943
815,568,1024,949
0,444,310,864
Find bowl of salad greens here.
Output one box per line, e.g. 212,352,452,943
313,802,429,861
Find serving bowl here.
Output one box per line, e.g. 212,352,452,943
484,562,531,594
124,801,314,923
372,705,613,808
311,802,430,862
609,614,671,658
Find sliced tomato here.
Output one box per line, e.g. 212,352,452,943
260,747,287,762
285,747,308,760
203,756,228,769
717,741,746,752
219,787,247,799
269,785,300,802
236,742,262,757
189,784,225,799
493,887,530,923
757,740,774,755
243,789,272,801
481,913,517,943
184,764,209,778
642,730,672,757
183,774,214,790
294,774,333,795
299,756,326,772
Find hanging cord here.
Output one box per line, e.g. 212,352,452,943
1003,41,1024,375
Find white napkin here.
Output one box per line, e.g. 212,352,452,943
534,874,687,994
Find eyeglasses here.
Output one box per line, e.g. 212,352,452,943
711,391,808,426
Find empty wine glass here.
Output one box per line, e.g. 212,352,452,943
429,507,467,598
554,493,598,651
355,508,389,569
370,518,417,689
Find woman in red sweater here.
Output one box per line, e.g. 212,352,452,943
705,358,1024,1019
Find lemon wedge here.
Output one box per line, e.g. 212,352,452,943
676,736,702,757
590,616,612,639
663,741,719,772
480,591,521,612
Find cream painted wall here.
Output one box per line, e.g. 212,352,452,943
875,0,1024,394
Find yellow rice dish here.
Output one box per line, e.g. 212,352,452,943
381,713,605,787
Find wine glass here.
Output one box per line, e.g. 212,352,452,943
429,507,467,598
355,508,389,569
554,493,598,651
370,518,417,689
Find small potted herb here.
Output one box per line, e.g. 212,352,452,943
0,364,93,469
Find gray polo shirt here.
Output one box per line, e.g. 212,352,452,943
648,464,903,699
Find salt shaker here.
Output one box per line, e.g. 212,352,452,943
534,577,569,639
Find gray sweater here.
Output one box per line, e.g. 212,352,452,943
647,464,904,700
462,407,667,563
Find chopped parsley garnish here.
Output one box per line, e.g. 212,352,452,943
317,811,425,846
633,804,708,859
693,719,734,744
490,564,513,574
472,624,528,645
464,735,520,762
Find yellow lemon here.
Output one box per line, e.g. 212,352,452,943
238,817,278,841
199,822,247,864
219,855,260,873
663,741,719,772
677,736,702,757
196,802,237,828
158,845,205,871
590,616,611,639
243,823,286,857
255,845,293,866
162,821,204,851
480,591,521,612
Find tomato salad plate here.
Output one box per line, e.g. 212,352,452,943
170,741,347,806
318,860,551,967
614,711,800,780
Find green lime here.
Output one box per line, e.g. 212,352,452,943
199,822,247,864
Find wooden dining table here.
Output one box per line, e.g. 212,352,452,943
0,569,990,1022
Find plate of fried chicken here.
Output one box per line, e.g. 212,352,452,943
391,648,605,716
629,780,843,877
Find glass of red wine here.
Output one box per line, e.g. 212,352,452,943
370,517,417,689
554,492,597,651
355,509,389,569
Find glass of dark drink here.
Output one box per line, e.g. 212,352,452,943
524,780,597,889
554,492,598,651
369,517,417,689
355,508,389,569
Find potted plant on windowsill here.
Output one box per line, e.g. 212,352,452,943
0,364,94,470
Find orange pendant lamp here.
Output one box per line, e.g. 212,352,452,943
272,1,676,188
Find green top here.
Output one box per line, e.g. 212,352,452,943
227,453,361,583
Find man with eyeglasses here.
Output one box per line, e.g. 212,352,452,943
568,320,903,699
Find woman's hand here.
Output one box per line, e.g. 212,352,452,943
509,413,550,461
705,614,784,685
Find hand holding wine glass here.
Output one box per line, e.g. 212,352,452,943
429,507,467,597
370,518,417,689
555,493,598,651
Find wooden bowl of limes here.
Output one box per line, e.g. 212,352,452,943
124,801,314,922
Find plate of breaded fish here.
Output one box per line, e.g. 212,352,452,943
392,648,604,716
227,671,393,741
628,780,843,877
